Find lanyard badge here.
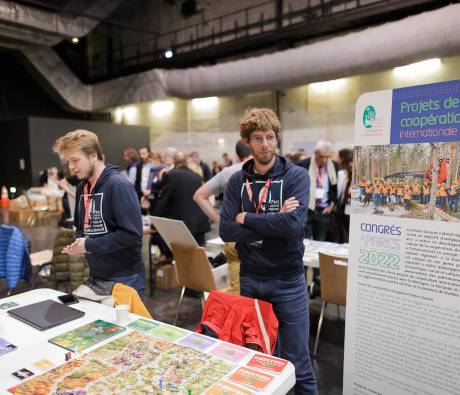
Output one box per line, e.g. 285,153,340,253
83,179,98,230
245,177,272,214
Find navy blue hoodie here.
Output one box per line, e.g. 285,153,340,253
219,155,309,280
75,165,144,279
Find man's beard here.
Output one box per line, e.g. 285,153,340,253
253,150,275,165
80,164,95,181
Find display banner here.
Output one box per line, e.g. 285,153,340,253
344,79,460,395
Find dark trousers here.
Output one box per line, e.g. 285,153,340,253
305,208,331,241
335,213,350,243
193,232,206,246
306,208,332,282
108,270,146,299
240,275,317,395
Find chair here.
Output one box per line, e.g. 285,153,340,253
170,242,225,325
23,192,49,227
112,283,152,319
313,252,348,357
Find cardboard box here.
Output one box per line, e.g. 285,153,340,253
154,263,179,289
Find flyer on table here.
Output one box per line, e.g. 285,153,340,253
344,79,460,395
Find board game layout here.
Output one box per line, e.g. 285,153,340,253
48,319,126,353
9,331,235,394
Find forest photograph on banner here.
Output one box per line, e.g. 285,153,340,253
352,142,460,221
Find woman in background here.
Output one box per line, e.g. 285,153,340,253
336,148,353,243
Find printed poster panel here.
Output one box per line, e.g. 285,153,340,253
344,79,460,395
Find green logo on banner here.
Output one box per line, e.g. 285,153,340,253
363,105,376,129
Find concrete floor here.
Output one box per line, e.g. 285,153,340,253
0,218,344,395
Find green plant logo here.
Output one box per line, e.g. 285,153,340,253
363,105,376,129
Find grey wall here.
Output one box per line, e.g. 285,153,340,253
28,117,150,185
0,119,32,193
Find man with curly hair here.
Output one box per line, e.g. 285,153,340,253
220,108,317,394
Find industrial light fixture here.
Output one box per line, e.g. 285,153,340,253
164,49,174,59
309,78,347,93
191,96,219,110
393,58,441,79
114,108,123,123
123,107,138,122
71,37,79,44
151,100,175,117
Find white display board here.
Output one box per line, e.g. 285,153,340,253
344,79,460,395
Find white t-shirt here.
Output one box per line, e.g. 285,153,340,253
205,163,243,195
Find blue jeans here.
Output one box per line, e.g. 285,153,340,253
240,275,317,395
108,271,146,299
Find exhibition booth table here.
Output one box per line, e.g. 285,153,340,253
206,237,349,269
0,288,295,394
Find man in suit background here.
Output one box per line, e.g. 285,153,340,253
153,152,210,245
298,140,339,297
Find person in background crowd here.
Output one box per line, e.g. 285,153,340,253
39,169,48,186
123,147,139,185
412,181,420,202
149,148,177,262
296,148,307,161
372,178,381,207
191,151,211,182
154,152,210,246
437,182,448,210
363,181,372,207
45,166,61,193
194,140,252,294
403,182,412,211
336,148,353,243
299,141,338,240
287,153,303,165
57,163,78,227
449,181,459,212
220,108,317,395
145,153,165,214
298,140,338,297
135,147,154,213
358,177,366,201
157,147,177,185
222,152,233,168
212,161,222,176
397,182,404,205
389,181,397,204
53,130,145,298
187,153,204,178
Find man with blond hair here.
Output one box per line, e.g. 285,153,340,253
220,108,317,394
53,130,145,298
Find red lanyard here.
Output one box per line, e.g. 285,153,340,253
83,178,98,229
315,166,325,188
245,177,272,214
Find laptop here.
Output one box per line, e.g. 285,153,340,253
7,299,85,331
149,216,198,250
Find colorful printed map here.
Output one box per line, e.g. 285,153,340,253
48,320,126,353
9,331,235,395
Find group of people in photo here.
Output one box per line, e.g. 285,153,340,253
358,177,459,212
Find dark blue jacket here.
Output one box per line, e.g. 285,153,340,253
75,165,144,279
219,155,309,280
